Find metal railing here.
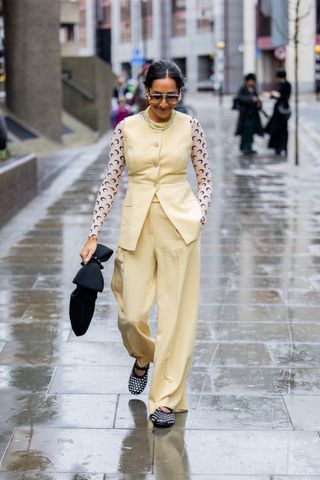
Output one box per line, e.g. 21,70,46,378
61,72,94,101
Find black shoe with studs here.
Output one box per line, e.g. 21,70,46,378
128,361,149,395
150,407,175,428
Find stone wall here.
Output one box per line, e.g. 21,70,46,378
62,56,116,133
0,155,37,228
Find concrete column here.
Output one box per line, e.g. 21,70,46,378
186,0,197,92
225,0,244,93
243,0,257,75
4,0,62,142
131,0,142,80
80,0,95,56
158,0,171,60
111,0,121,74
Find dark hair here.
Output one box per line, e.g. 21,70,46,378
245,73,256,82
276,69,286,79
143,60,185,91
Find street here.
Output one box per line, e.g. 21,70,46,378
1,93,320,478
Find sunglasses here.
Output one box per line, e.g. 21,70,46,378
148,93,180,105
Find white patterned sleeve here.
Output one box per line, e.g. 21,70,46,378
190,117,213,224
89,121,125,238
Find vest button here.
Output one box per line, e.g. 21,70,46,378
154,142,159,147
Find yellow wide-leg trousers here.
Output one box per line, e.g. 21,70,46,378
111,199,200,414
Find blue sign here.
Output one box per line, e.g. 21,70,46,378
131,48,145,65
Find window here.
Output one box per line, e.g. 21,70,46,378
120,0,131,43
103,6,111,28
172,57,186,77
102,0,112,29
198,55,212,81
197,0,214,33
172,0,186,37
258,0,272,37
141,0,153,39
60,24,76,43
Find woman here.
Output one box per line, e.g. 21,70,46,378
264,69,291,156
235,73,263,155
80,60,212,428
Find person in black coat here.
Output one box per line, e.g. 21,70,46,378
264,70,291,156
235,73,264,155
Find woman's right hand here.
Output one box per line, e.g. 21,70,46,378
80,236,97,265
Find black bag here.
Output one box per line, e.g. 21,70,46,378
69,244,113,336
278,102,291,120
73,244,113,293
232,97,241,111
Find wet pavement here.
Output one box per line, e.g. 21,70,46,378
1,93,320,478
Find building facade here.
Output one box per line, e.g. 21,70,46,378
60,0,81,56
243,0,318,93
59,0,320,95
60,0,112,62
111,0,244,94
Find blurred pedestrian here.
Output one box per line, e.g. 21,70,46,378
80,60,212,428
264,70,291,156
111,97,131,129
132,63,150,112
234,73,263,155
111,75,128,111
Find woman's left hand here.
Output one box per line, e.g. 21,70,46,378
80,236,97,265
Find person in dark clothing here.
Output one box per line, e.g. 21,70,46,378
264,70,291,156
235,73,264,155
234,74,263,154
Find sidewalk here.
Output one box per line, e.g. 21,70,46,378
1,93,320,478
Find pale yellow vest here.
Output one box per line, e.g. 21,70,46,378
118,111,202,251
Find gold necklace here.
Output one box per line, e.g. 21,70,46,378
144,107,176,131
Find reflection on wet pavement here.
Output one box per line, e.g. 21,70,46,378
1,94,320,477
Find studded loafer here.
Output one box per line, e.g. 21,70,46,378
128,361,149,395
150,407,175,428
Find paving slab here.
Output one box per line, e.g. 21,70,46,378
272,477,320,480
0,322,70,343
0,474,104,480
115,394,291,430
212,343,273,366
283,395,320,430
0,475,270,480
1,427,153,474
0,341,131,367
48,365,209,395
153,430,320,475
0,366,54,392
0,392,118,429
269,343,320,367
209,322,291,342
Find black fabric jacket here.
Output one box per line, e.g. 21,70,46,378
235,86,264,136
265,80,292,136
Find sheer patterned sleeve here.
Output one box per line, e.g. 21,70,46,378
89,121,125,237
190,116,213,224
